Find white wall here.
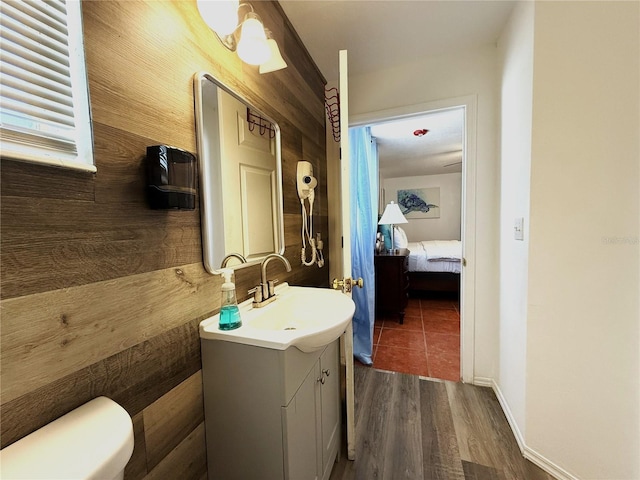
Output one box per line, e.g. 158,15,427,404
348,45,500,380
383,173,462,241
526,2,639,478
496,0,534,443
347,3,639,479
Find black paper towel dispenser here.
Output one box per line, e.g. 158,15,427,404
146,145,196,209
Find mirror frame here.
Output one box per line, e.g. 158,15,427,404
193,71,285,274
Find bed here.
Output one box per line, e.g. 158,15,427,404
406,240,462,294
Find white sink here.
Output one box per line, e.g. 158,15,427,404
199,283,355,352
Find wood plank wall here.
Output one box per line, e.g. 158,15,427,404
0,1,328,478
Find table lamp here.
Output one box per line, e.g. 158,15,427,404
378,201,408,253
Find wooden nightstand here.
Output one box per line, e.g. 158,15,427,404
374,248,409,324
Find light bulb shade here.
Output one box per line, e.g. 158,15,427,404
378,201,408,225
197,0,239,36
259,38,288,73
236,13,270,65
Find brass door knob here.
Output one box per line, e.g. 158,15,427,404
331,277,364,293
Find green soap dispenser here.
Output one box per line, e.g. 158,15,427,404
219,268,241,330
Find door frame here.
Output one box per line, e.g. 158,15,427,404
349,94,477,383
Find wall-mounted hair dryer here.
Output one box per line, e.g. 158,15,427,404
297,161,317,200
297,161,324,268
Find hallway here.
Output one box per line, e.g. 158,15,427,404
330,366,554,480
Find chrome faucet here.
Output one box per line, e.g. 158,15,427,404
250,253,292,307
220,253,247,268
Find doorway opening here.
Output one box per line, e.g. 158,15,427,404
351,95,477,383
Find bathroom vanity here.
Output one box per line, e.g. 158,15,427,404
201,339,340,480
199,283,354,479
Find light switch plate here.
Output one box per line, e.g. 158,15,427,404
514,217,524,241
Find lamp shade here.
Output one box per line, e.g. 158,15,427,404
259,31,287,74
236,12,270,65
378,201,408,225
196,0,239,36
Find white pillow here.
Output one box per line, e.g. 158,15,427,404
393,226,408,248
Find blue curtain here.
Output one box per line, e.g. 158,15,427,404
349,126,378,365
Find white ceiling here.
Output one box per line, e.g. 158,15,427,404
278,0,515,177
370,107,464,178
278,0,515,81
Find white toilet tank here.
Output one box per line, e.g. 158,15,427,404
0,396,134,480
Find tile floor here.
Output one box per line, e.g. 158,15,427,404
370,294,461,381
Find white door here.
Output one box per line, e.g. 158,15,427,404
328,50,357,461
219,90,278,262
339,50,357,461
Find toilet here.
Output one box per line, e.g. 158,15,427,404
0,396,134,480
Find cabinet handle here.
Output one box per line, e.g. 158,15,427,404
317,376,325,384
322,369,330,377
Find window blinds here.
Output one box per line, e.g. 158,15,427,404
0,0,95,171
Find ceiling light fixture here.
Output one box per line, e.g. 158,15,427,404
196,0,287,73
413,129,429,137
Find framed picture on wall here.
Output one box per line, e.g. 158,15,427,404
397,187,440,219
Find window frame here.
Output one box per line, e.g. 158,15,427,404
0,0,95,172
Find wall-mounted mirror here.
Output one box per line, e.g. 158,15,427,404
194,72,285,274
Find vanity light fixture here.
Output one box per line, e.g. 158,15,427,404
196,0,288,73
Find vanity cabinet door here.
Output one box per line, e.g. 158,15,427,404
282,364,320,480
202,339,340,480
281,339,341,480
320,340,340,478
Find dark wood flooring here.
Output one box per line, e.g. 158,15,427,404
330,366,555,480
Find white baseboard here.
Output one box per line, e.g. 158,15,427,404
472,377,580,480
472,376,493,388
522,445,580,480
489,378,526,452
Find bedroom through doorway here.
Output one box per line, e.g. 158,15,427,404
359,103,468,382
